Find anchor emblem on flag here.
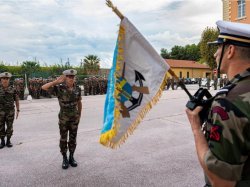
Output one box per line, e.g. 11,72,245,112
116,70,149,118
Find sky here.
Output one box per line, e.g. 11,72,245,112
0,0,222,68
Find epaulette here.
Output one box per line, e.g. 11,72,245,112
215,83,236,97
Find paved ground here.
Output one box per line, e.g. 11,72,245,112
0,85,218,187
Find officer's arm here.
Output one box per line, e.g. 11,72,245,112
191,124,236,187
186,107,236,187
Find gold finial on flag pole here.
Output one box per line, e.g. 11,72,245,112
106,0,124,20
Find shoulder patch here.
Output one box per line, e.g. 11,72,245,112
212,106,229,121
209,124,223,142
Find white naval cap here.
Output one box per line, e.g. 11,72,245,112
208,20,250,47
0,72,12,78
62,69,77,76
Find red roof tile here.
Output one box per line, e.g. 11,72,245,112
165,59,210,69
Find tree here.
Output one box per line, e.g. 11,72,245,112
199,27,219,69
83,55,100,75
20,61,41,78
0,62,8,72
185,44,200,61
160,48,170,59
170,45,186,60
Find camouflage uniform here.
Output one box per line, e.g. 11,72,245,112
0,84,18,140
203,68,250,185
53,83,81,155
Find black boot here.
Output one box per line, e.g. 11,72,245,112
0,138,5,149
6,137,13,148
69,152,78,167
62,153,69,169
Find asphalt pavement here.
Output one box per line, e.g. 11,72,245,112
0,85,218,187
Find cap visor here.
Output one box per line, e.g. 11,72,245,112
207,41,221,45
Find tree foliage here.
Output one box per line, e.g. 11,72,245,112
83,55,100,75
161,44,200,61
0,62,8,72
21,61,41,78
160,48,170,59
199,27,219,69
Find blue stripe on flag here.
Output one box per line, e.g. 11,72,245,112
101,41,118,134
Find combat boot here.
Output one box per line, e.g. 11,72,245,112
69,152,78,167
62,153,69,169
6,137,13,148
0,137,5,149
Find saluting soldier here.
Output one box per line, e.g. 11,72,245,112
42,69,82,170
0,72,20,149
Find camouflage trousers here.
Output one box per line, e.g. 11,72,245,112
0,109,15,138
58,111,80,155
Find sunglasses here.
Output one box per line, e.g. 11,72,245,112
66,75,75,79
1,77,10,80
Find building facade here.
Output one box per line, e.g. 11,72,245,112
222,0,250,23
165,59,212,79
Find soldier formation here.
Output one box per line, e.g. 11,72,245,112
10,76,108,100
82,76,108,96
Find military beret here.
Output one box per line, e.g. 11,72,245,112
0,72,12,78
63,69,77,76
208,20,250,47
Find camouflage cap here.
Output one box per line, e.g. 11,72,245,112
0,72,12,78
63,69,77,76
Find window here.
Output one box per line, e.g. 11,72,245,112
187,72,189,78
238,0,246,18
179,72,182,78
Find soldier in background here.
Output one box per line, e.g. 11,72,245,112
42,69,82,170
166,77,171,90
223,76,229,87
104,77,108,94
0,72,20,149
19,78,25,100
219,77,223,88
213,76,218,90
206,76,210,90
198,77,202,88
83,78,89,96
170,77,175,90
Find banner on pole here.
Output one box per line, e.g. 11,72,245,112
100,17,170,148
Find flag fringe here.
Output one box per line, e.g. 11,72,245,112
99,25,125,146
100,72,168,149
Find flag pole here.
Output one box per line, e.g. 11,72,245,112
106,0,124,20
105,0,179,80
